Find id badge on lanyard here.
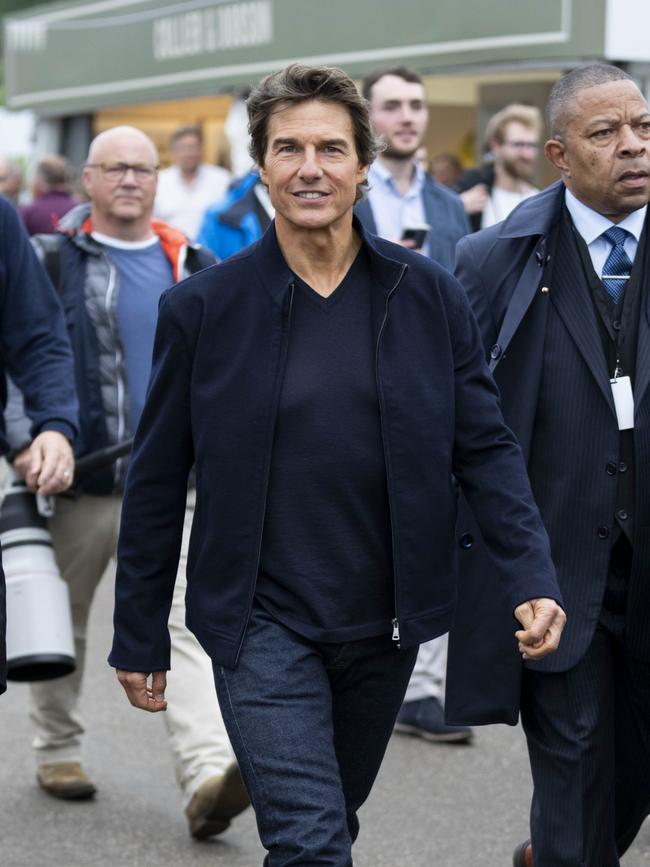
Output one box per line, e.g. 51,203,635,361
610,368,634,430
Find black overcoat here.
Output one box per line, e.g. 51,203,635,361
447,181,650,725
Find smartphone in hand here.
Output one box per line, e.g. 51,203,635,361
401,224,430,249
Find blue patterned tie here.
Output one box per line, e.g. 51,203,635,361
601,226,633,304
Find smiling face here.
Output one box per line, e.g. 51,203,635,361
367,73,428,160
258,99,368,234
545,79,650,222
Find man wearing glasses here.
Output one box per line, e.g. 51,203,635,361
456,103,543,231
12,125,249,839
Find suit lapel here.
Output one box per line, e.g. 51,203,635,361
489,182,565,374
550,222,615,415
490,235,547,373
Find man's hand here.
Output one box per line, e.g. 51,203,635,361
14,431,74,495
514,597,566,661
459,183,489,216
116,670,167,713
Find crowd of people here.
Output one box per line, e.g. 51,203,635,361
0,59,649,867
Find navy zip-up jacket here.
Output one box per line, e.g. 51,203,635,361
109,220,560,673
0,197,78,695
0,198,78,454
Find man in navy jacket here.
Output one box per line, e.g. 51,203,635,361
110,64,564,866
0,197,78,695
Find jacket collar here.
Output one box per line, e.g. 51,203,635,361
254,215,406,307
497,180,565,240
57,202,197,280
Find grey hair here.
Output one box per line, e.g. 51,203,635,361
547,64,635,138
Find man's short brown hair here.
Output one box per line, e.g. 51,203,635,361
361,66,423,101
247,63,382,169
35,155,71,190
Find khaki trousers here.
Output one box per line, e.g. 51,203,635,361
29,489,234,803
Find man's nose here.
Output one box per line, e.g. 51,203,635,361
398,104,416,123
298,147,323,178
120,167,139,184
619,123,647,154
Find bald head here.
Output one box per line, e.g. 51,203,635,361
87,125,158,166
83,125,160,241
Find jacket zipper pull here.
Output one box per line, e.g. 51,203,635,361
391,618,400,643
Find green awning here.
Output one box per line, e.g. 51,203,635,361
4,0,606,115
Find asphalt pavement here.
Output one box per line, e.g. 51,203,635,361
2,568,650,867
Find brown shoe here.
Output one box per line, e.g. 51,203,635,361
513,839,533,867
36,762,97,800
185,763,250,840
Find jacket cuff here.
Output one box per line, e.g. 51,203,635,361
36,420,77,443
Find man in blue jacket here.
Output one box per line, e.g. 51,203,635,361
0,197,78,695
356,64,473,744
110,64,565,866
355,66,469,271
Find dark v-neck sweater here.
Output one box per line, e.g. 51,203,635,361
255,246,395,642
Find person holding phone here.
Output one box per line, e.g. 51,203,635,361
355,65,469,270
355,65,472,744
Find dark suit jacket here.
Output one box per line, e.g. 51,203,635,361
355,172,469,272
454,164,495,232
446,181,650,724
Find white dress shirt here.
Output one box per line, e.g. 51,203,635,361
564,187,646,277
154,163,231,240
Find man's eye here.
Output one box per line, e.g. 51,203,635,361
324,146,342,154
638,122,650,136
278,145,296,153
591,128,613,138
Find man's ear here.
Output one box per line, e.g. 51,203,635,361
356,162,368,186
81,167,93,198
545,139,570,177
258,163,268,187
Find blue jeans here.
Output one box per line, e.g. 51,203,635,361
213,602,418,866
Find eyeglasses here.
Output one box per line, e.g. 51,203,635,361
502,141,540,151
85,162,159,182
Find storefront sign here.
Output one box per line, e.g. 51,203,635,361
4,0,605,115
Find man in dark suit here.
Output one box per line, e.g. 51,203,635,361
448,64,650,866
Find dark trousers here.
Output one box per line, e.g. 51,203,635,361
521,624,650,867
213,602,418,867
